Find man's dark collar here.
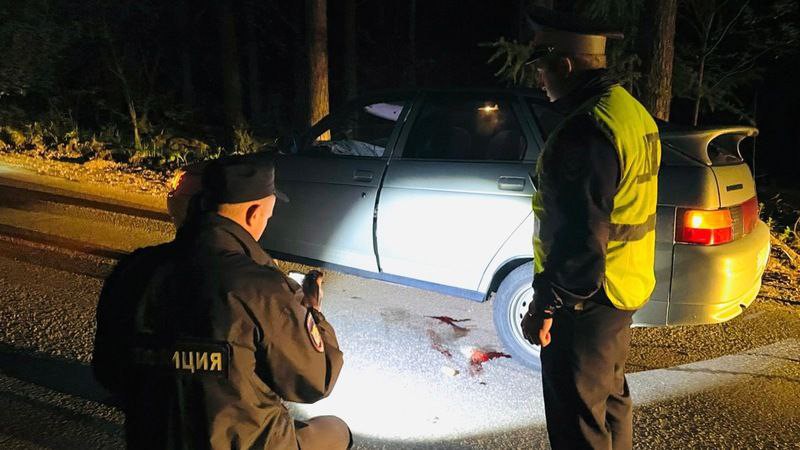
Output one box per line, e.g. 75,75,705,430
181,212,274,266
552,69,617,113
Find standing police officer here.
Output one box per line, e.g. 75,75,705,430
520,9,660,450
93,155,351,449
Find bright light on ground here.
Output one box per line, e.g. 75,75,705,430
289,359,545,442
286,290,547,442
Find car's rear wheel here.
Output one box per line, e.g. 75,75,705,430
492,262,541,370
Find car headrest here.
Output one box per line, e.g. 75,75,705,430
486,129,525,161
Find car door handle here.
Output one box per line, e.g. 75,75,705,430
498,176,526,191
353,170,374,182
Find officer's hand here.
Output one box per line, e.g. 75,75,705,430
301,270,324,311
521,312,553,347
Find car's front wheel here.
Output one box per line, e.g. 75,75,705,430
492,262,541,370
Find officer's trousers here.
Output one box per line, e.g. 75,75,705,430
540,299,634,450
295,415,352,450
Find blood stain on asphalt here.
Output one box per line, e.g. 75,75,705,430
426,315,472,332
469,349,512,375
427,329,454,358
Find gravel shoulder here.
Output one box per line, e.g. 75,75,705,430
629,262,800,373
0,151,170,198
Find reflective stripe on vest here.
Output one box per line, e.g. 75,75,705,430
608,212,656,242
533,84,660,310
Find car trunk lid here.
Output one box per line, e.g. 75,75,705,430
660,125,758,205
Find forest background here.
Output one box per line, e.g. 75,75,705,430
0,0,798,188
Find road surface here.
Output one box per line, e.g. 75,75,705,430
0,175,798,449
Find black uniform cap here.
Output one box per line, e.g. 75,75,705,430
523,7,624,63
525,7,624,39
201,154,289,204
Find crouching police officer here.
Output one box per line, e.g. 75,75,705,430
520,8,660,450
92,155,351,449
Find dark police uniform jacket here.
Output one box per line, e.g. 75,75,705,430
533,70,622,310
93,213,344,449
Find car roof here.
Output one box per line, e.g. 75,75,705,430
344,89,757,137
346,87,548,104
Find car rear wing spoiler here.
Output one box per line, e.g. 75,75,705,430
660,126,758,166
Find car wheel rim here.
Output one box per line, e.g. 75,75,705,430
507,283,541,359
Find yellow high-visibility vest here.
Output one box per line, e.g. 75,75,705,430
533,84,660,310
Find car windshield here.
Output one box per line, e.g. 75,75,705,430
304,100,407,158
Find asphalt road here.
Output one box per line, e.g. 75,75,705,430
0,180,799,448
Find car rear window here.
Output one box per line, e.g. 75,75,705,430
708,133,747,166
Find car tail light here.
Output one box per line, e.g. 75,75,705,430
676,208,734,245
676,196,760,246
169,169,186,192
740,196,758,235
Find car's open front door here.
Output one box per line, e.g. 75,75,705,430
262,96,412,272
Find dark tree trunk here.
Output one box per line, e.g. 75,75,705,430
409,0,417,86
176,0,194,107
180,52,195,108
518,0,555,40
693,55,706,126
637,0,677,121
692,11,715,127
344,0,358,100
244,0,263,124
291,0,307,129
246,43,262,124
306,0,330,129
292,43,307,129
127,99,142,151
219,0,245,130
107,47,141,150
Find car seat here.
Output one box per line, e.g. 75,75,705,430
442,126,472,159
427,125,471,159
486,129,526,161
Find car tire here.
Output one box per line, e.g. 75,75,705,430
492,262,541,370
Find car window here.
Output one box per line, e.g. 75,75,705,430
403,95,527,161
300,100,407,158
527,99,564,141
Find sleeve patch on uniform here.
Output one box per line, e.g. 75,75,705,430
305,311,325,353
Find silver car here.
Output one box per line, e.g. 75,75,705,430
168,89,770,368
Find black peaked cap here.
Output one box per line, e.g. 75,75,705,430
201,154,289,204
524,6,624,40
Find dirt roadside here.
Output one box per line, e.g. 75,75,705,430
0,151,171,198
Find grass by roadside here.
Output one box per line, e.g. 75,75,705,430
0,119,275,198
0,151,171,197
